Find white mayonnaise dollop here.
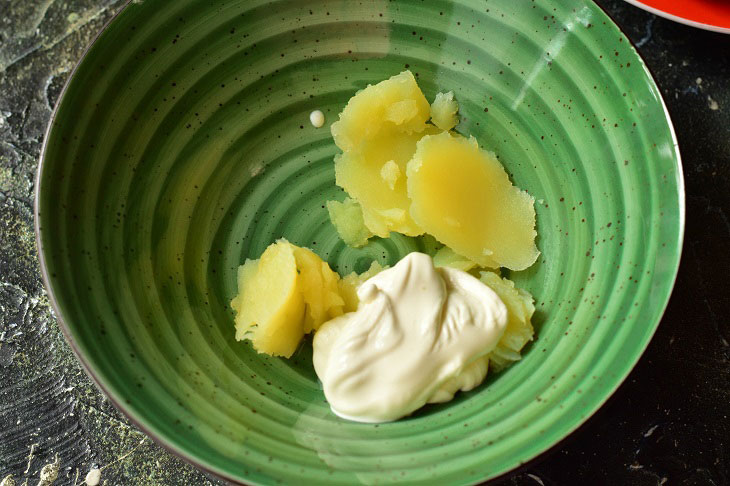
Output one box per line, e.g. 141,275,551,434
309,110,325,128
312,252,507,423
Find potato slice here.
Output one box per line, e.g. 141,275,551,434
334,128,437,237
330,70,440,238
230,259,258,314
432,246,478,272
338,261,387,312
231,240,305,357
292,246,327,333
231,240,348,357
336,124,445,237
292,245,344,332
430,91,459,131
479,271,535,371
407,132,539,270
321,262,346,319
330,70,430,152
326,198,373,248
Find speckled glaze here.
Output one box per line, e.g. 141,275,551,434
35,0,683,484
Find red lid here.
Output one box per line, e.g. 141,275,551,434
626,0,730,32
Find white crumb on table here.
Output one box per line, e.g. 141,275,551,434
85,468,101,486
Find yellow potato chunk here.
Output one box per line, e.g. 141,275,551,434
330,70,431,152
338,261,388,312
230,240,346,357
335,127,439,237
407,132,539,270
229,259,258,314
330,70,440,238
432,246,478,272
326,198,373,248
321,263,346,319
479,271,535,372
230,240,305,357
292,245,345,332
430,91,459,131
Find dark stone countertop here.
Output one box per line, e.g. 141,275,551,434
0,1,728,484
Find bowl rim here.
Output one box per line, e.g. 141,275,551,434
33,0,685,484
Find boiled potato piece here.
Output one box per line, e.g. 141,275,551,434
335,127,440,237
292,245,345,332
321,262,346,319
430,91,459,131
432,246,478,272
480,271,535,371
407,132,539,270
338,261,387,312
292,245,325,331
326,198,373,248
230,240,305,357
330,70,431,152
231,240,346,357
330,70,440,237
230,259,258,314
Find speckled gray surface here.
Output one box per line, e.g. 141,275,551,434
0,1,728,485
0,1,219,484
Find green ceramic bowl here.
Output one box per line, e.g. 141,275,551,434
36,0,684,484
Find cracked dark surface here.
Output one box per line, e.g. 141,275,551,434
0,1,728,485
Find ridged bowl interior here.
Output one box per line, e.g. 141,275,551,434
37,0,683,484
